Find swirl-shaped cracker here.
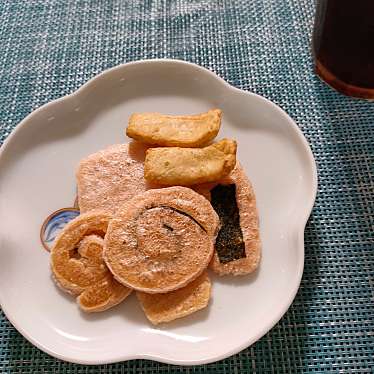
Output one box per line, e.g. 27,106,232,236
104,187,220,293
50,211,132,312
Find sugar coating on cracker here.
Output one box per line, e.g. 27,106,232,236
103,187,219,294
76,142,149,214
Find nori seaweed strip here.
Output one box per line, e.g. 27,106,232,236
210,184,246,263
144,205,207,233
163,224,174,232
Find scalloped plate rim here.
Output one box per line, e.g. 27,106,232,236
0,59,318,365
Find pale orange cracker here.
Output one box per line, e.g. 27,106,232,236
137,272,211,325
50,211,132,312
76,142,150,214
195,163,261,275
104,187,219,293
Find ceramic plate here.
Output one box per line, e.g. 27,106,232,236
0,59,317,365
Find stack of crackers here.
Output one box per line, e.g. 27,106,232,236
50,109,261,325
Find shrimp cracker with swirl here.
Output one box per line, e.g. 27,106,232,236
50,211,132,312
103,187,220,293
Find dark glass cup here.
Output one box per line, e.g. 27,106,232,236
313,0,374,99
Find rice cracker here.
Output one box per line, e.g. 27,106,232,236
76,142,149,214
50,211,132,312
104,187,219,293
137,272,211,325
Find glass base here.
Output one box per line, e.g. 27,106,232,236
315,60,374,100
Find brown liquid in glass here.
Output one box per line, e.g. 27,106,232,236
313,0,374,99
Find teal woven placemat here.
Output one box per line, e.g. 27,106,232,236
0,0,373,372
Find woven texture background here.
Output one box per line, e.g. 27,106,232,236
0,0,373,372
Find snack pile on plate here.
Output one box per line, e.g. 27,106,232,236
49,109,261,324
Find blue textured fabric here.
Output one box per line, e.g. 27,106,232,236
0,0,373,373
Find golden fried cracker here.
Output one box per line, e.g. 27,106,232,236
126,109,221,147
144,139,237,186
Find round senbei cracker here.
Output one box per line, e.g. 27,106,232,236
104,187,220,294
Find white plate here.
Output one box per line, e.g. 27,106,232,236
0,59,317,365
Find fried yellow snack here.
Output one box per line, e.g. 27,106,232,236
137,272,211,325
144,139,237,186
126,109,222,147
